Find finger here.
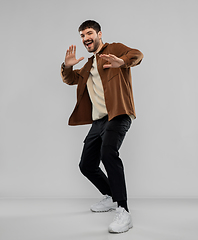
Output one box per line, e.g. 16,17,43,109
100,54,110,58
103,64,112,69
100,54,116,63
104,54,116,61
108,54,117,59
68,46,72,54
77,57,84,62
66,49,69,57
99,55,110,61
73,45,76,55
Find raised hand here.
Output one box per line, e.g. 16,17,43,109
99,54,125,68
64,45,84,68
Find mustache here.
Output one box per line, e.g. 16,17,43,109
84,40,94,45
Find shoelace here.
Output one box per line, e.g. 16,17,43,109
100,195,110,203
113,210,124,223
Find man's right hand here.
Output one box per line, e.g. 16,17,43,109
64,45,84,68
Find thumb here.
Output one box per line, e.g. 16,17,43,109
103,64,112,69
77,57,84,63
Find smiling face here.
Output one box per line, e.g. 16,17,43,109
80,28,103,53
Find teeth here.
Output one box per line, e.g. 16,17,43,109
85,41,93,46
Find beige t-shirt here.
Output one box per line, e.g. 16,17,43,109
87,56,108,121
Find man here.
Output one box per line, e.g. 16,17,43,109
61,20,143,233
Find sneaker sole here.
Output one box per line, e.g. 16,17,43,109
91,207,116,212
109,222,133,233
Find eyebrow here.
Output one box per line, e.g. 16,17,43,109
80,30,93,37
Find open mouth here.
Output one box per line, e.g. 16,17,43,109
84,40,93,48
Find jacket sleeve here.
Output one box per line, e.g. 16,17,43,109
113,43,144,68
60,63,80,85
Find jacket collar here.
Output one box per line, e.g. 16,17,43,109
97,42,109,53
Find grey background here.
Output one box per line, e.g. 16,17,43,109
0,0,197,198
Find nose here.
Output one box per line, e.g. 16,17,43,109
84,35,88,41
84,33,92,42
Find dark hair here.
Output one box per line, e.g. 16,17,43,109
78,20,101,33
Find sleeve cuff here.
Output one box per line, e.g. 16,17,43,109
120,55,130,68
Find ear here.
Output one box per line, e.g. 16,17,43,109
98,31,102,39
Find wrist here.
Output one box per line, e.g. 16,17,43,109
119,59,125,67
62,62,72,69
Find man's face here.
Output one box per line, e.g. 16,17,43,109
80,28,102,53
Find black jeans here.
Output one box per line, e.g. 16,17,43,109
79,114,132,202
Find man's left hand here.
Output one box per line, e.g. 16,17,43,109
99,54,125,68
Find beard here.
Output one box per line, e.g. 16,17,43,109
84,38,101,53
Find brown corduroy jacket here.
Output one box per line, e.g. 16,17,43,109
60,42,143,126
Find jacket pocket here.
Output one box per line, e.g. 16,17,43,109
107,68,120,82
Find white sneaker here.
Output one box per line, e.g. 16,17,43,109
90,195,117,212
108,206,133,233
